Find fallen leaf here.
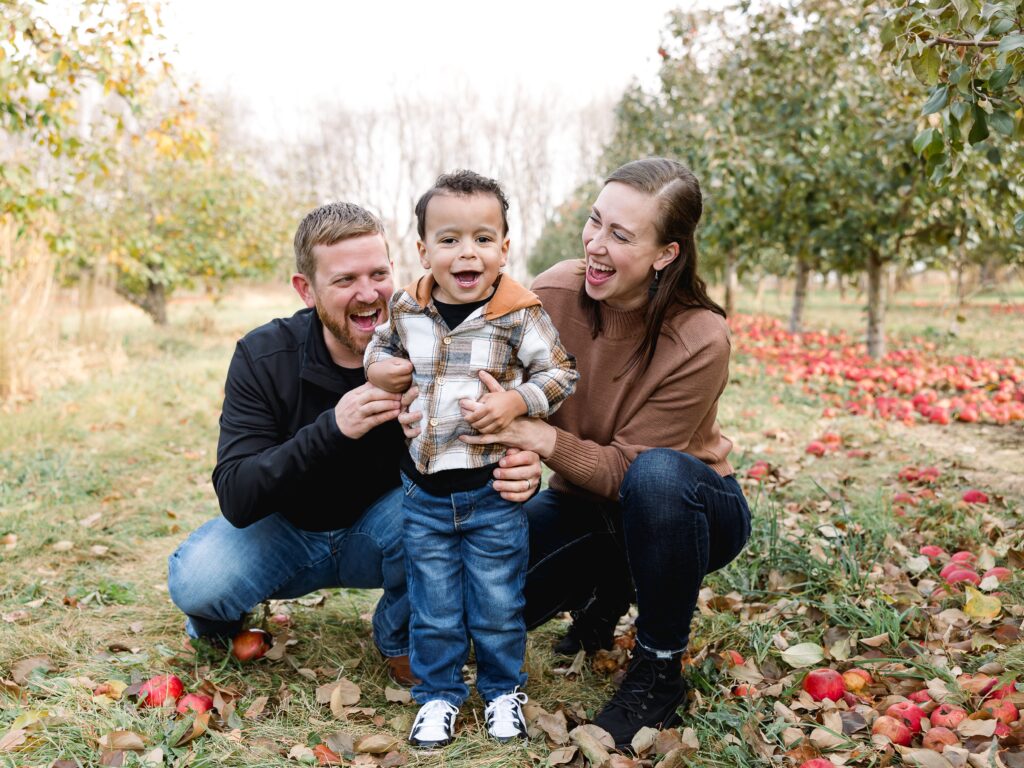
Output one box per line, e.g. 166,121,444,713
324,731,355,756
328,678,361,718
0,728,27,752
172,713,210,747
569,725,611,766
353,734,400,754
964,586,1002,621
245,695,269,719
140,746,164,766
99,750,126,767
780,642,825,668
11,655,54,684
312,744,343,765
98,731,146,751
546,746,578,766
378,751,407,768
384,687,411,705
860,633,890,648
897,745,956,767
288,744,315,762
80,513,102,527
52,540,73,552
90,545,110,556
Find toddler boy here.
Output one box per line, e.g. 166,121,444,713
364,170,577,747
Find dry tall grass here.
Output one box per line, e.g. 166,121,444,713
0,218,58,402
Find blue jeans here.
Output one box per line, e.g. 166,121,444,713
402,473,528,706
524,449,751,654
167,487,409,656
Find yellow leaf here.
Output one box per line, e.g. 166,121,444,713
964,585,1001,620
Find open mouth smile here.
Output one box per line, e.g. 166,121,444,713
586,260,616,286
349,308,382,331
453,271,482,289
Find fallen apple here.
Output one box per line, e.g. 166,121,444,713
919,545,946,559
842,668,872,693
950,551,977,565
176,693,214,714
872,715,912,746
798,760,835,768
922,726,959,752
981,698,1019,725
806,441,827,457
907,689,932,704
138,674,184,707
802,668,845,702
231,628,273,661
983,567,1012,583
929,703,967,729
944,568,981,586
962,489,989,504
886,701,927,732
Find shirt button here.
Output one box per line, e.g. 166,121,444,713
437,376,446,385
442,337,452,345
429,418,439,427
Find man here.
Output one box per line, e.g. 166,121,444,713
167,202,541,684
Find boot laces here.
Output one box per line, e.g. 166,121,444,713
608,652,670,714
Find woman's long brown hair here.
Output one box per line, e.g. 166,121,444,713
579,157,725,377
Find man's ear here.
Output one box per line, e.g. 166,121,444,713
292,273,316,309
653,242,680,272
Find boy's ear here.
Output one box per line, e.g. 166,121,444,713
500,236,510,266
416,241,430,269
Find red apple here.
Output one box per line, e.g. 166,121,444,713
983,567,1012,583
908,689,932,704
995,721,1011,737
919,545,946,559
950,551,977,565
872,715,912,746
806,441,827,457
930,703,967,728
176,693,214,714
138,674,184,707
939,563,962,580
962,489,989,504
799,760,835,768
944,568,981,586
922,726,959,752
981,698,1019,725
886,701,927,732
802,668,845,702
957,406,979,423
723,649,745,666
231,628,273,661
987,681,1017,700
731,683,759,698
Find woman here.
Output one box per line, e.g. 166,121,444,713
463,157,751,748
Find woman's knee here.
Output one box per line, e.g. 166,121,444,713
621,448,705,506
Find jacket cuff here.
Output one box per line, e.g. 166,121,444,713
514,382,549,418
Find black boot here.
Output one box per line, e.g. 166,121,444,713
592,646,690,750
552,607,619,656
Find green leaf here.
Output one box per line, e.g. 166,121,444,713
1014,213,1024,234
880,22,896,48
968,107,989,144
912,128,935,155
911,47,941,86
991,17,1016,34
921,86,949,115
989,66,1014,91
988,110,1015,135
997,33,1024,53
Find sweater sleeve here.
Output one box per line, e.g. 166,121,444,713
512,305,579,418
545,332,731,501
212,342,348,528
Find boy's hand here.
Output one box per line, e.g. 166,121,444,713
366,358,413,394
462,387,527,434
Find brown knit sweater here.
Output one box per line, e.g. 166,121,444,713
533,260,735,501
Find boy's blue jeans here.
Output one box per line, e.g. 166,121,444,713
401,473,528,707
167,487,409,657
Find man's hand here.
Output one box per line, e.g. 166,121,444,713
366,358,414,394
335,382,403,439
462,386,527,434
492,448,542,502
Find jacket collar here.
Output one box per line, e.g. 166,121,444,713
299,308,363,395
403,273,540,320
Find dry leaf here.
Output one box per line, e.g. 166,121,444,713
859,633,890,648
630,726,660,755
569,725,611,766
546,746,578,766
11,655,53,684
536,711,570,745
781,642,825,668
52,540,73,551
325,730,355,756
353,734,400,754
897,746,956,767
98,731,146,751
80,513,102,527
378,752,407,768
964,586,1002,621
140,747,164,766
0,728,27,752
288,744,315,762
384,687,411,705
328,678,361,718
957,718,997,738
245,695,269,719
173,713,210,747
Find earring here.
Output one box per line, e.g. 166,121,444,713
648,269,662,300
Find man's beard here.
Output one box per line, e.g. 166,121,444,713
315,298,383,358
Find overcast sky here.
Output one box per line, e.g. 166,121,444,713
160,0,713,138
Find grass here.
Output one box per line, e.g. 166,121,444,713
1,279,1022,767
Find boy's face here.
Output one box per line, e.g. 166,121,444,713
416,192,509,305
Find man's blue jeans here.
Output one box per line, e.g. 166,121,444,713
166,487,409,657
402,473,528,706
523,449,751,655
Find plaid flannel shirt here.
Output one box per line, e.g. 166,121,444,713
364,273,578,475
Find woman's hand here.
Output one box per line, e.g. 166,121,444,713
398,386,422,439
460,371,557,457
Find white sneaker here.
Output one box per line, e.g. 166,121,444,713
408,699,459,748
484,690,529,742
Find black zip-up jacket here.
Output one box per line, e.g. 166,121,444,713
212,308,403,531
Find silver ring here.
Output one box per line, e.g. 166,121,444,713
527,478,534,490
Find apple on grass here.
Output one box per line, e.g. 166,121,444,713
886,701,927,732
929,703,967,729
232,628,273,661
802,668,845,702
176,693,214,714
138,674,184,707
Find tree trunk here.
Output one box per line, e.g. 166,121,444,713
117,280,168,324
724,251,738,317
788,257,809,333
837,272,846,301
866,250,886,359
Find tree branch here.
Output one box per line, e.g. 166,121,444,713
929,36,1001,48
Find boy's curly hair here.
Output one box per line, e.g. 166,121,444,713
415,170,510,239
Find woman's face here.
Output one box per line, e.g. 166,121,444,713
581,182,678,311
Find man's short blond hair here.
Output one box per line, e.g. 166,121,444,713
293,202,389,282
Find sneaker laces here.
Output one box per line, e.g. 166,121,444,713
484,690,528,732
410,699,458,739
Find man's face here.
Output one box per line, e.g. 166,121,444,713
293,234,393,368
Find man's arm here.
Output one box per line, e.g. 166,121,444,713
212,342,402,528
